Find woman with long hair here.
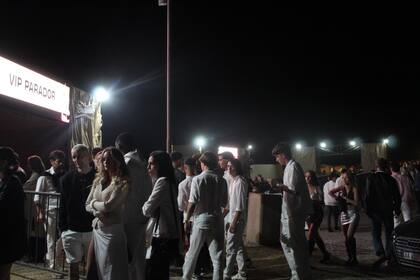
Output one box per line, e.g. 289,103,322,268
0,147,26,280
86,147,130,279
329,171,360,266
23,155,45,191
305,170,330,263
142,151,180,280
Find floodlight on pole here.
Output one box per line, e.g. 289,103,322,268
93,87,110,102
349,140,357,147
383,138,389,145
320,142,327,149
194,136,206,153
247,145,253,150
295,143,302,151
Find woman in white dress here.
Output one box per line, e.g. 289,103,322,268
86,147,130,280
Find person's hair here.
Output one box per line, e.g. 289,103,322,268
115,132,135,152
150,151,176,185
191,153,202,173
340,168,347,175
376,157,388,171
91,147,103,157
0,146,19,175
170,151,183,161
48,150,65,161
199,151,218,170
271,143,292,159
71,144,90,156
390,161,401,173
98,146,129,185
306,170,319,186
27,155,45,174
184,157,196,168
328,172,338,180
218,151,234,161
344,170,357,186
228,158,243,176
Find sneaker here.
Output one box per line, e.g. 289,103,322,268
232,273,247,280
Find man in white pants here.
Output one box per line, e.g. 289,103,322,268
116,133,152,280
272,143,312,280
34,150,65,269
182,152,228,280
224,158,248,280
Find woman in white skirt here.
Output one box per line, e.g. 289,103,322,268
86,147,130,280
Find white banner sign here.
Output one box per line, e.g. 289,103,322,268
0,56,70,116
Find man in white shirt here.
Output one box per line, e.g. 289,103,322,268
34,150,65,269
116,133,153,280
335,168,347,188
271,143,312,280
224,159,248,280
182,152,228,280
323,173,340,232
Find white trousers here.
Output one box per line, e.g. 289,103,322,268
183,219,224,280
125,223,147,280
224,221,246,278
93,224,129,280
44,209,58,268
280,216,311,280
394,202,415,228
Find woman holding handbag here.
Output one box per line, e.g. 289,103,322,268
142,151,180,280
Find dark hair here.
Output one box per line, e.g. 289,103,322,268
344,170,357,186
0,146,19,175
218,151,234,161
271,143,292,159
340,168,347,175
191,153,202,174
376,157,388,171
305,170,319,186
99,146,130,185
27,155,45,174
170,151,183,161
328,172,338,180
49,150,65,161
390,161,400,172
184,157,196,168
150,151,176,185
115,132,135,152
199,151,218,170
228,158,243,176
91,147,103,157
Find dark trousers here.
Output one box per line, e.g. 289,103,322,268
145,238,172,280
369,213,394,258
415,191,420,214
326,205,340,229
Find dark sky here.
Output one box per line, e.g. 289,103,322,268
1,2,419,162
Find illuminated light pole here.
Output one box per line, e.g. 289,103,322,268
194,136,206,153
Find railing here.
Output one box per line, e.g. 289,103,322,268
21,191,86,277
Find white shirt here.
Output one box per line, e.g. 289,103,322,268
323,180,338,206
227,175,248,223
142,177,179,239
189,170,228,228
34,167,59,210
178,176,193,213
282,159,312,218
123,151,152,225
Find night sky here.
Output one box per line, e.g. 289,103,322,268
1,2,419,162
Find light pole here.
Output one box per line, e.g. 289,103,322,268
194,137,206,153
159,0,172,152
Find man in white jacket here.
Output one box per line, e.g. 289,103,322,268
116,133,152,280
271,143,312,280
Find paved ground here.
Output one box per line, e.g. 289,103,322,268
11,213,420,279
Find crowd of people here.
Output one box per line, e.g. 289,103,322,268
1,139,419,280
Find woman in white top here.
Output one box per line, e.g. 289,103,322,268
224,158,248,280
142,151,180,280
86,147,130,280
